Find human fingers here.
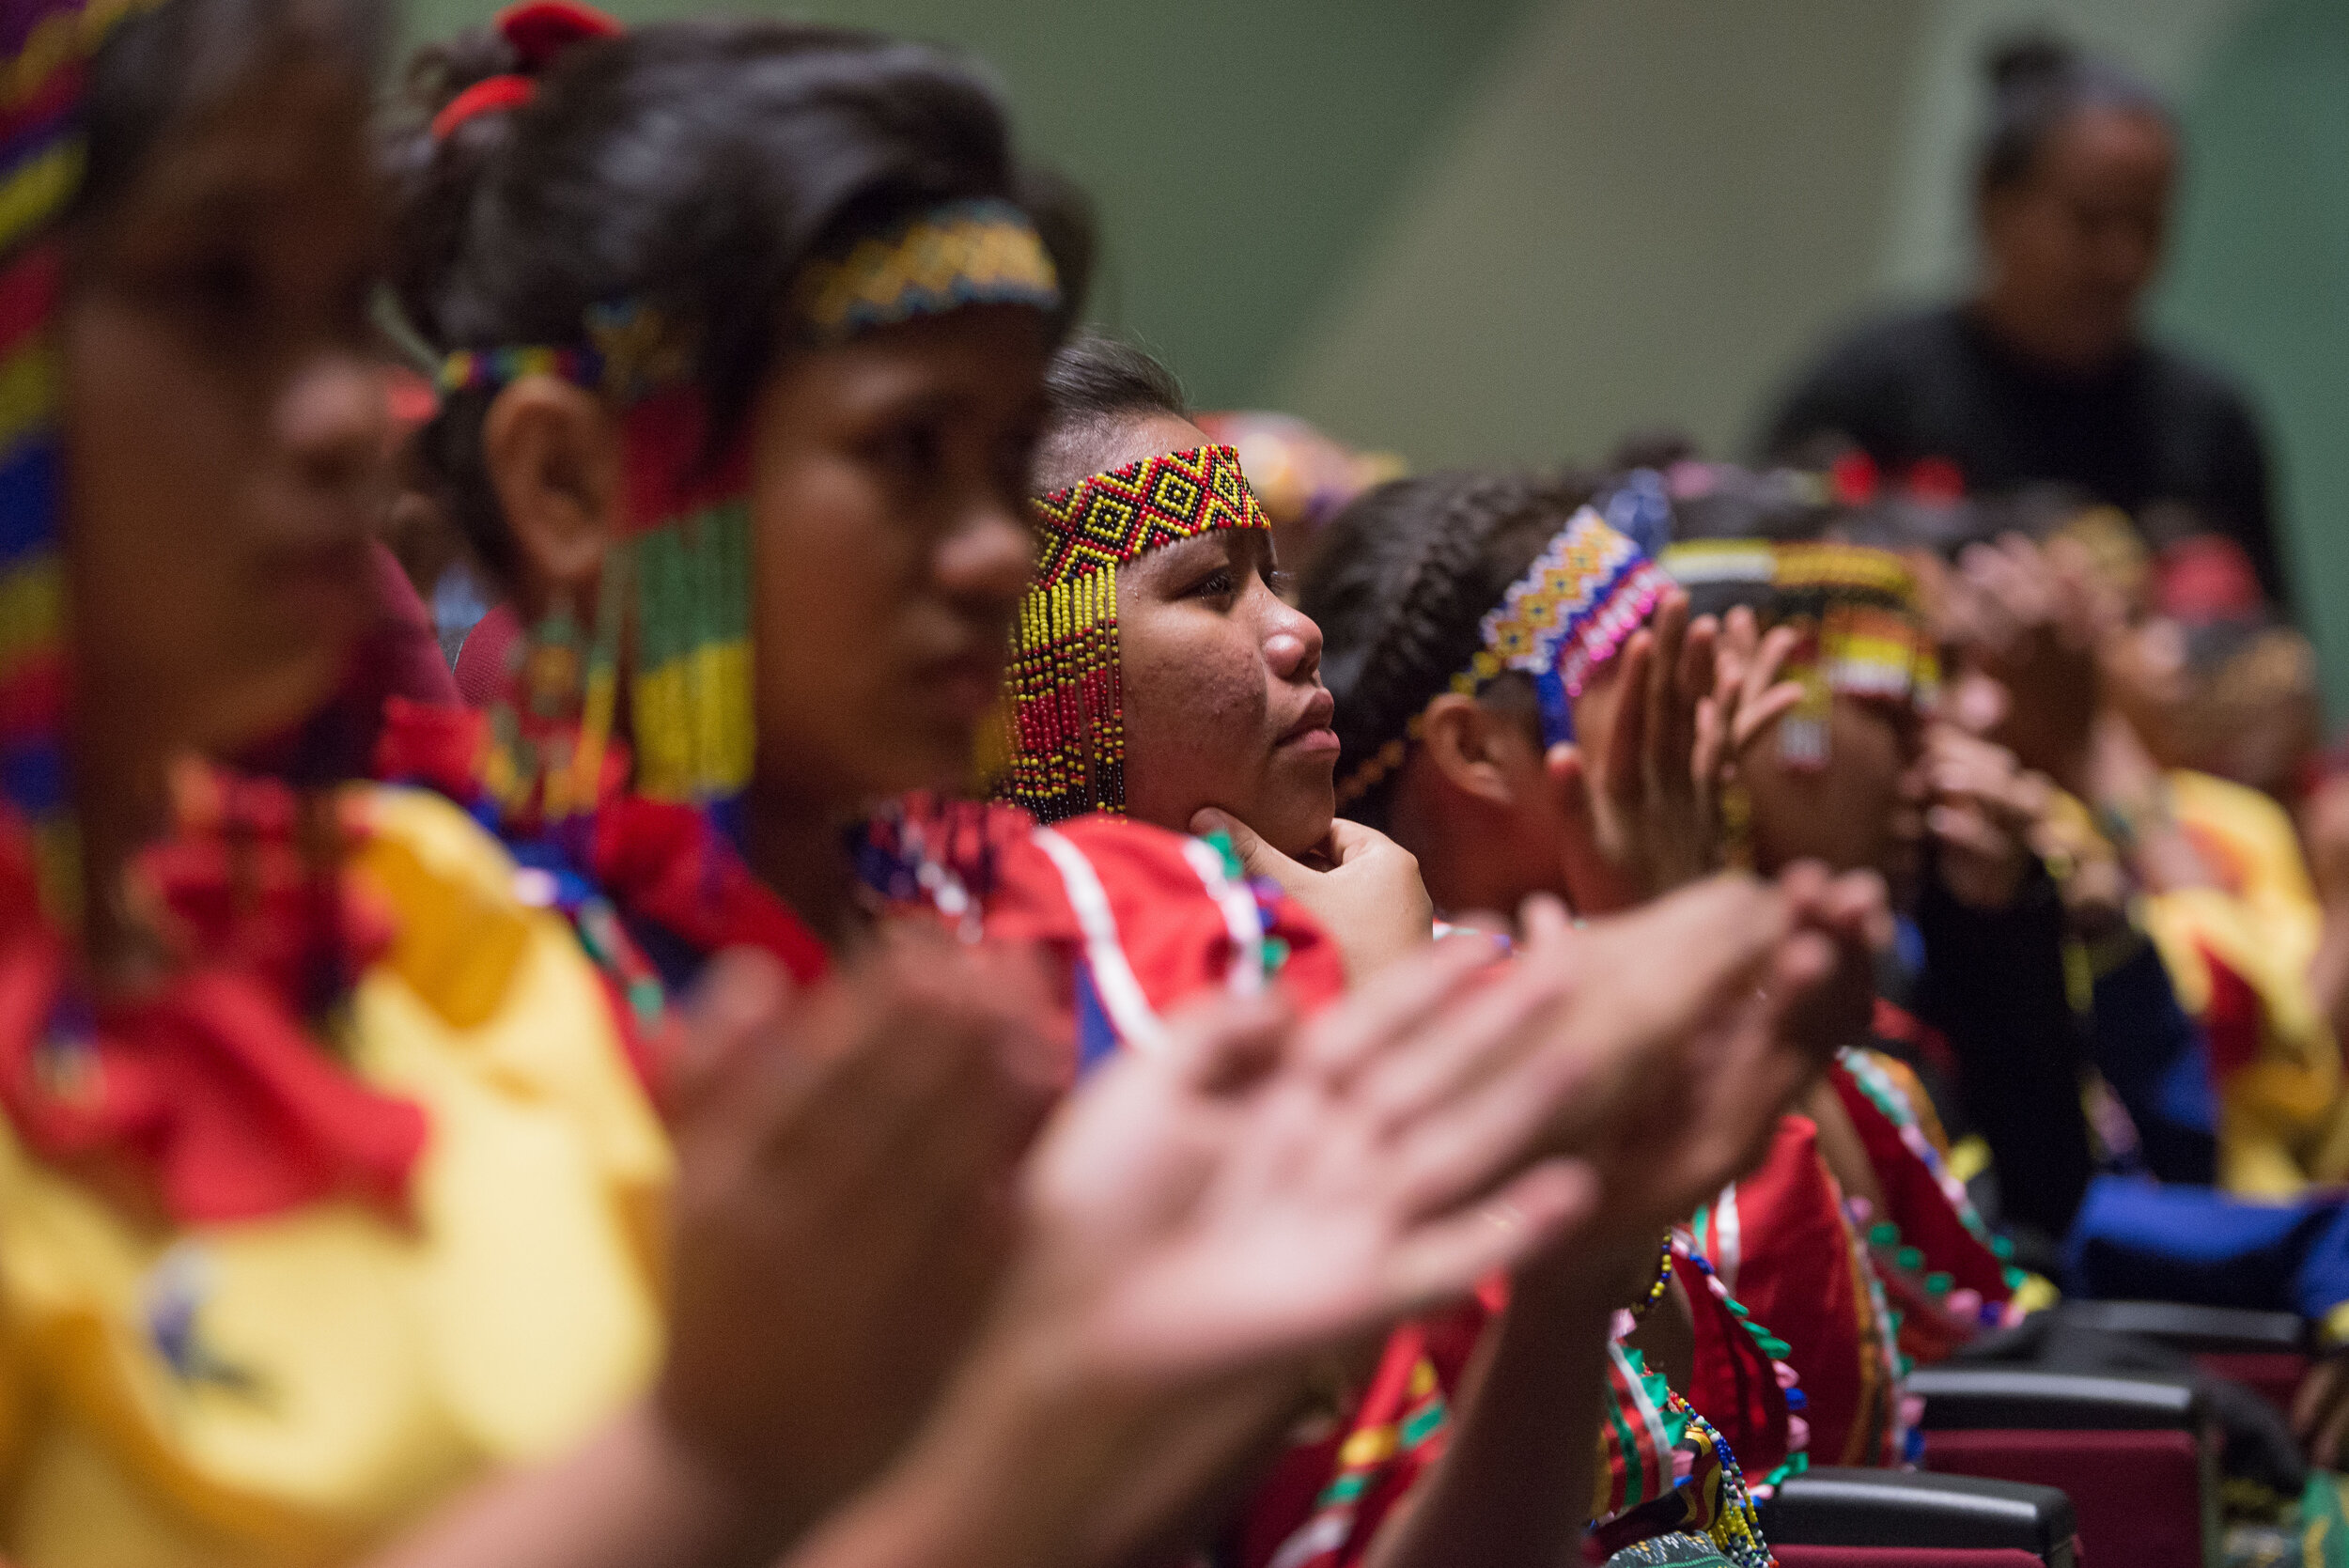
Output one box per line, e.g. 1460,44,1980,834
1517,892,1574,953
1988,534,2059,626
1326,816,1393,866
1297,933,1496,1084
1377,1160,1600,1321
754,948,1023,1178
1644,592,1691,781
1605,629,1655,800
668,945,795,1121
1348,951,1579,1139
1956,543,2027,652
1376,1001,1616,1211
1155,990,1295,1096
1679,613,1719,712
1543,743,1610,902
1812,867,1894,953
1191,807,1308,893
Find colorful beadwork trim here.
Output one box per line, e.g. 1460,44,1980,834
791,197,1059,345
1001,444,1270,822
435,298,694,408
1673,1234,1810,1497
1336,507,1667,809
1658,538,1937,769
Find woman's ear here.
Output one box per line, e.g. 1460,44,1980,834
482,373,623,610
1419,693,1528,811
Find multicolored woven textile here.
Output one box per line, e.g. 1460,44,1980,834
1,0,166,924
1658,538,1937,767
1001,443,1270,822
1336,506,1667,808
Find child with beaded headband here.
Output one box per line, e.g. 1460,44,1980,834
1006,342,1912,1568
1643,479,2054,1405
1305,467,2045,1486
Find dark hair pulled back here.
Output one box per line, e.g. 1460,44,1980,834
1301,470,1596,831
1030,330,1188,494
384,20,1093,583
1977,32,2171,196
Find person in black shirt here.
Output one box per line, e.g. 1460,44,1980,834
1759,36,2288,610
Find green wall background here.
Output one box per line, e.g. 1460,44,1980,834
403,0,1543,406
402,0,2349,718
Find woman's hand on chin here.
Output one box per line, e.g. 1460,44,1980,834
1190,809,1433,982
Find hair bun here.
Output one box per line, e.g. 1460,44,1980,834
499,1,621,72
1986,32,2077,99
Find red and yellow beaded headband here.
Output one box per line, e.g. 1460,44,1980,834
1000,443,1269,822
1661,538,1937,767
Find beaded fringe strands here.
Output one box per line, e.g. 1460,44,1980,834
1337,507,1669,809
1,0,168,925
1005,444,1269,822
1659,539,1937,769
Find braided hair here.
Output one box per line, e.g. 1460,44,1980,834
1302,470,1599,831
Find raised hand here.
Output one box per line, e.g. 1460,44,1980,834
1191,808,1434,981
1924,722,2053,910
656,935,1059,1538
1939,534,2108,788
1007,938,1600,1385
1547,588,1726,912
1540,863,1890,1241
1699,603,1807,778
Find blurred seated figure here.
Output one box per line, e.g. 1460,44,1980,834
1760,34,2286,611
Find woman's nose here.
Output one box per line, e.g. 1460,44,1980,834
1264,600,1323,681
277,354,389,507
937,497,1035,613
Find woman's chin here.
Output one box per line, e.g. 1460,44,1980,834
189,645,353,761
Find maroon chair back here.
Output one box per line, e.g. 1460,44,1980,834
2191,1349,2308,1420
1775,1549,2055,1568
1924,1428,2210,1568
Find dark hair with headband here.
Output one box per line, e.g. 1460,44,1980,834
384,16,1094,584
1031,329,1189,494
1303,471,1601,831
1976,33,2171,198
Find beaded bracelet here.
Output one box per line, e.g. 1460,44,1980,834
1627,1231,1675,1322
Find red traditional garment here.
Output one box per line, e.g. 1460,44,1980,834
1828,1048,2022,1365
1674,1238,1804,1493
1691,1115,1906,1469
0,772,426,1225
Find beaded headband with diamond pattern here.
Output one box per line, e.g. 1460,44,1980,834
1335,508,1669,810
1000,444,1270,823
1660,538,1937,767
432,198,1060,839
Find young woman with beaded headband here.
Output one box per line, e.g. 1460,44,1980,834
380,33,1897,1568
1001,337,1910,1568
0,5,1814,1566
